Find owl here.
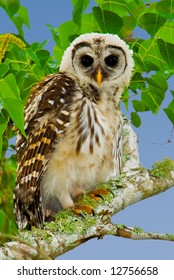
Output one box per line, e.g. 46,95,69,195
13,33,134,229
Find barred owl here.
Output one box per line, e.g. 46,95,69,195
14,33,134,229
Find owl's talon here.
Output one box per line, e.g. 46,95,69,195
89,193,104,201
88,189,109,202
72,204,95,216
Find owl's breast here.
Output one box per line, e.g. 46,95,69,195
69,96,114,156
42,96,122,204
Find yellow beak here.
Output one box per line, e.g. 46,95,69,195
96,65,103,86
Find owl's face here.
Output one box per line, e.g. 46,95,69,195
60,33,134,99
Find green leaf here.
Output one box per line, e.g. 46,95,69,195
95,0,129,17
0,63,9,78
93,7,123,34
147,73,168,92
47,24,60,46
80,13,99,33
0,74,25,136
139,13,166,36
3,97,25,132
138,38,166,71
53,46,63,65
31,40,49,52
158,21,174,44
95,0,146,20
36,50,50,69
46,58,59,74
58,21,78,49
26,48,41,67
142,73,167,114
164,100,174,124
131,72,145,91
0,0,20,17
72,0,90,26
32,64,44,80
131,112,141,127
12,6,30,35
157,39,174,70
0,108,9,135
51,20,78,62
132,99,145,112
170,90,174,98
5,45,26,71
156,0,174,20
20,73,38,103
0,2,29,36
17,5,30,28
15,70,27,86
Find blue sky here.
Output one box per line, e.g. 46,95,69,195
0,0,174,260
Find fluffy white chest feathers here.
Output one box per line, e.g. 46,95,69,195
41,96,122,213
73,97,108,155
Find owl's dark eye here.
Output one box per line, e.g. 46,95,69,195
105,54,119,68
80,55,94,67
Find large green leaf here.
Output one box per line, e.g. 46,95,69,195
72,0,90,26
95,0,146,19
0,1,29,36
12,6,30,35
139,13,166,36
51,21,78,62
157,39,174,70
138,38,166,71
158,21,174,44
58,21,78,49
0,74,25,136
95,0,129,16
80,13,99,33
0,0,20,17
156,0,174,20
93,7,123,34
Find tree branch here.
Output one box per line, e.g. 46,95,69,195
0,120,174,259
111,224,174,242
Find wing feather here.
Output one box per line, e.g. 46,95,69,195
14,73,75,228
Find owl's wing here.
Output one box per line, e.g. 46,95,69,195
14,73,75,228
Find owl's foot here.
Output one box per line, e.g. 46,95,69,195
72,204,94,216
72,188,109,216
88,189,109,201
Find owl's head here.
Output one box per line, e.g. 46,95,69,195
60,33,134,100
